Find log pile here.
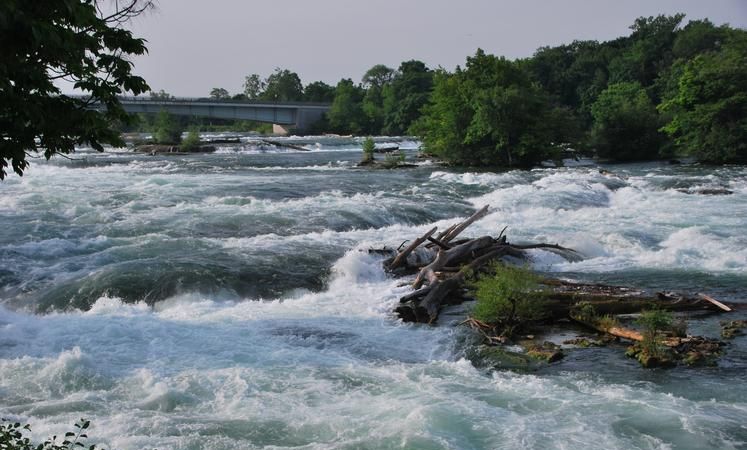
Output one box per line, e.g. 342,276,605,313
379,204,740,368
385,205,581,324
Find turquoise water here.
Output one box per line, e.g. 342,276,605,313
1,137,746,449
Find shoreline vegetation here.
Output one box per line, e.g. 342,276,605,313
123,13,745,168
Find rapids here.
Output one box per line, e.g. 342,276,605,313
1,137,746,449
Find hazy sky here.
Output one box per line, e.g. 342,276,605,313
126,0,747,97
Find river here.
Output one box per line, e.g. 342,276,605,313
1,136,746,449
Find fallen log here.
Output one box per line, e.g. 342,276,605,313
698,293,733,312
441,205,490,244
413,236,495,289
387,226,438,270
260,139,310,151
544,291,731,319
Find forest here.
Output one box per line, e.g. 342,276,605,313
196,14,745,166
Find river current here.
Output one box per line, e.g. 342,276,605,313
1,136,746,449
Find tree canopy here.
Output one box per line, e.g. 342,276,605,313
660,32,747,163
0,0,152,179
209,87,230,99
419,50,571,167
590,82,665,161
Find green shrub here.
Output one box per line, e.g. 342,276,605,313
470,263,547,333
153,110,182,144
181,128,201,151
637,309,673,357
382,151,406,168
0,418,100,450
361,136,376,163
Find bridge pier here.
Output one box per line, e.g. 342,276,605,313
272,124,292,135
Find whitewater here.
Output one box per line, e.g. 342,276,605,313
1,137,746,449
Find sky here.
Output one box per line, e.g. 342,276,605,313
126,0,747,97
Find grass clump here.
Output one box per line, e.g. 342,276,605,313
637,308,673,358
381,150,406,168
361,136,376,164
470,263,547,336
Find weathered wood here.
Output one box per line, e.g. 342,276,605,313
400,246,510,323
442,205,490,244
413,249,448,289
427,236,451,250
261,139,310,151
510,243,583,262
399,286,432,303
388,226,438,270
435,223,458,242
544,291,729,319
413,236,495,289
698,293,733,312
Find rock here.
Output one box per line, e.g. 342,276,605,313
563,337,606,348
626,345,676,368
525,341,565,363
134,144,216,154
472,345,542,372
721,320,747,339
676,187,734,196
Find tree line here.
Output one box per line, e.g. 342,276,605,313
208,14,745,166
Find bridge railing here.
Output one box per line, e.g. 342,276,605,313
115,96,331,108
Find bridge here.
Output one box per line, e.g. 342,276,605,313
113,97,331,135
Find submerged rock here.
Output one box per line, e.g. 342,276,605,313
135,144,217,154
676,187,734,196
721,320,747,339
525,341,565,363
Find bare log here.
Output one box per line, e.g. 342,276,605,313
426,236,451,250
261,139,310,151
510,243,583,262
399,286,432,303
387,226,438,270
435,223,458,242
413,236,495,288
544,291,731,319
698,293,733,312
442,205,490,244
413,248,449,289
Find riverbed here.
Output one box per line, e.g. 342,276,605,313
1,137,746,449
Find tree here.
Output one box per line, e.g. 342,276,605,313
209,88,230,99
590,81,666,161
0,0,152,179
419,50,571,167
382,60,433,135
261,67,304,102
327,78,366,134
303,81,335,103
660,31,747,163
361,64,395,89
361,64,395,133
149,89,173,100
153,110,182,144
243,74,265,99
608,14,684,89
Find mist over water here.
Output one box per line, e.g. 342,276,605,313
1,137,746,449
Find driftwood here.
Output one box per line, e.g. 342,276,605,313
385,205,587,323
698,293,733,312
387,226,438,270
378,204,737,369
441,205,489,244
384,205,735,330
260,139,310,151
